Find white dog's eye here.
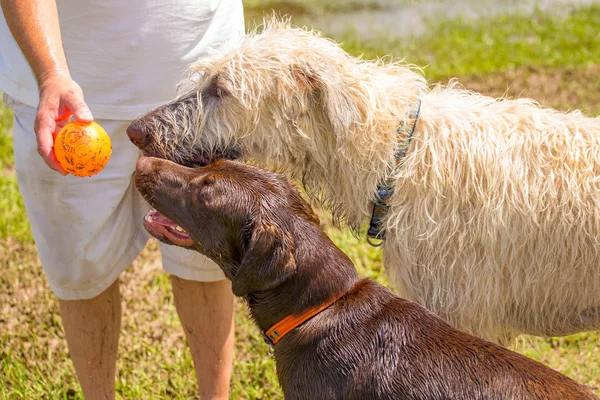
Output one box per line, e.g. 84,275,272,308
191,71,205,84
176,70,206,96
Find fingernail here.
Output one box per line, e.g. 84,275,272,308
77,109,94,121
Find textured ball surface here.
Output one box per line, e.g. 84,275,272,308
54,121,112,177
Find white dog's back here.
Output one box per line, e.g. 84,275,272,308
386,85,600,342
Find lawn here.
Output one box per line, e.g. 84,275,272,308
1,1,599,398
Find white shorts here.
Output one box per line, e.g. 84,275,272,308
5,94,226,300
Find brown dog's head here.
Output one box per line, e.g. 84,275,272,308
135,157,319,297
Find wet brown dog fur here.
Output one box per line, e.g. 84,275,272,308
135,157,597,400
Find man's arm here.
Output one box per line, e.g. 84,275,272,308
1,0,93,174
1,0,69,83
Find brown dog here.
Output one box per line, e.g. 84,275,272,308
135,157,597,400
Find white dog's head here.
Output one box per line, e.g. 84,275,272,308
127,17,426,227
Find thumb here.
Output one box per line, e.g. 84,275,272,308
65,96,94,123
36,119,69,175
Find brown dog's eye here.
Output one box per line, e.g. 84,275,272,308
192,174,216,190
203,175,216,186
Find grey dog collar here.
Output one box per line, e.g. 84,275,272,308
367,99,422,246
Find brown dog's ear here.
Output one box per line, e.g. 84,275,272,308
232,219,297,297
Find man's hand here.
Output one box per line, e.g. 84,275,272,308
35,73,93,174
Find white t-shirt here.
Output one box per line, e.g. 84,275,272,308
0,0,244,120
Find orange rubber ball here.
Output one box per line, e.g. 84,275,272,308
54,121,112,177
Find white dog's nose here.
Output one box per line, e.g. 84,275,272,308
126,122,149,148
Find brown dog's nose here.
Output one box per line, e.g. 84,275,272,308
126,123,149,148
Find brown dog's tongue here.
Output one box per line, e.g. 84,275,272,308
143,210,194,247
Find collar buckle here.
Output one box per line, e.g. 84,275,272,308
261,331,275,346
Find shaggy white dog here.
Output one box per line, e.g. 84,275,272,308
127,19,600,343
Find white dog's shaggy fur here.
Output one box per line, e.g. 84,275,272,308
131,18,600,343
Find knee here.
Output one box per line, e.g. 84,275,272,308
47,267,122,301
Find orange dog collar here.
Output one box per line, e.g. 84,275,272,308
262,294,343,346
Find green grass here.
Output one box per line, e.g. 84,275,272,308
0,176,31,242
0,101,13,170
335,6,600,80
1,2,600,398
0,102,30,243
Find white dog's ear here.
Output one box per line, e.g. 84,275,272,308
292,64,357,151
291,65,318,91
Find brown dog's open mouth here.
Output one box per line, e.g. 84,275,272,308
143,209,194,247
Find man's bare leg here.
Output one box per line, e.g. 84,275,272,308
171,276,235,400
59,279,121,400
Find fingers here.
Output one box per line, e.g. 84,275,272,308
35,112,68,175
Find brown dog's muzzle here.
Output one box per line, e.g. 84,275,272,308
135,157,196,247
